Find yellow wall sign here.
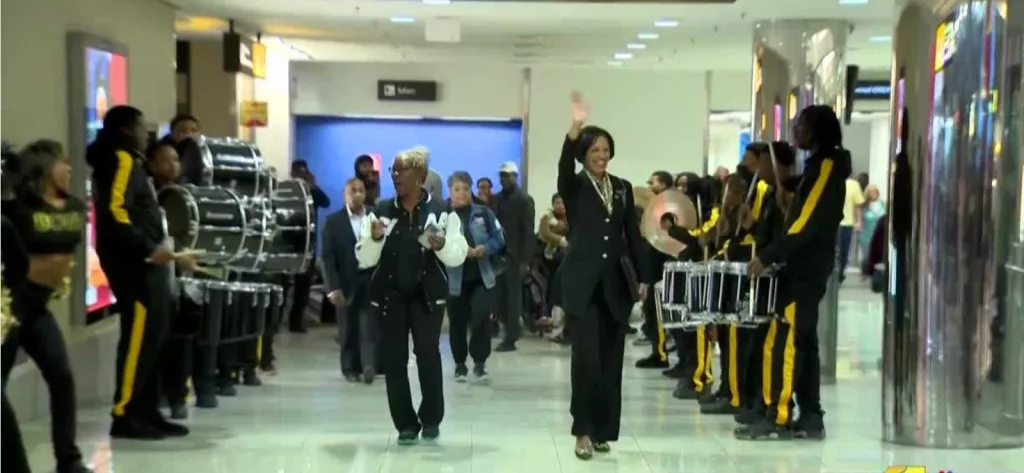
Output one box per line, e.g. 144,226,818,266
884,466,927,473
239,100,268,128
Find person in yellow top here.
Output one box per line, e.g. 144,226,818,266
838,175,865,283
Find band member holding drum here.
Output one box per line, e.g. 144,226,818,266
557,92,650,460
444,171,505,384
670,176,718,401
355,148,468,446
88,105,195,440
737,105,850,441
0,141,94,473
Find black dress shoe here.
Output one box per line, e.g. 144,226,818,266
195,394,219,409
421,425,440,443
700,398,738,415
662,365,684,379
110,417,165,440
697,391,722,405
792,412,827,440
634,355,669,369
672,383,701,400
242,369,262,386
362,368,376,385
147,417,190,437
217,383,237,396
168,402,188,420
495,342,517,352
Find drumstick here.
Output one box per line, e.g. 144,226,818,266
145,248,206,263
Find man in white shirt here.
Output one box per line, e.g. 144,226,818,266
322,178,379,383
839,177,865,283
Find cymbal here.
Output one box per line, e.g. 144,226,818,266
640,189,698,256
633,186,654,208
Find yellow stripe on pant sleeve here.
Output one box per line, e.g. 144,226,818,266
762,319,778,406
774,302,798,425
112,301,148,417
110,151,135,224
787,159,833,235
704,338,714,383
693,327,707,391
728,325,740,407
653,289,667,361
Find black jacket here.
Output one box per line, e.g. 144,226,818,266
87,140,165,267
555,135,648,320
494,186,535,263
758,149,851,280
354,191,468,304
322,205,376,299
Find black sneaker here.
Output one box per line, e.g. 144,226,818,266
792,412,827,440
422,425,440,443
697,390,721,405
217,383,237,396
662,364,684,379
145,413,190,437
109,417,165,440
471,364,490,385
195,394,219,409
495,342,517,352
672,383,701,400
734,418,795,441
397,430,419,446
700,398,738,415
362,368,376,385
57,461,93,473
734,406,764,425
454,364,469,383
168,402,188,420
634,355,669,369
242,368,262,386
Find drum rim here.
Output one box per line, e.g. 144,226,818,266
227,197,275,272
159,184,202,251
163,184,249,265
271,180,315,274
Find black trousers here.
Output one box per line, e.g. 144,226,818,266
569,287,626,442
287,266,314,330
740,322,772,409
379,290,445,432
1,282,82,468
107,265,172,420
495,264,522,344
448,279,494,366
641,287,668,361
338,282,377,375
1,393,30,473
713,325,757,407
765,277,826,425
673,326,713,391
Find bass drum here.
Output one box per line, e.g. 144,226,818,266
227,197,276,273
265,179,315,274
158,185,247,266
187,136,275,198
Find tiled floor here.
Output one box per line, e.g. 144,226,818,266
19,282,1024,472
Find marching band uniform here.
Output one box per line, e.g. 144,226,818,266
737,145,850,440
671,201,718,400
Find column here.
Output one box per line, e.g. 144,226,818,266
749,19,849,385
883,0,1024,448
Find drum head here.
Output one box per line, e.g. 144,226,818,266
159,185,198,251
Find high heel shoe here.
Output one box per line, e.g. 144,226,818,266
574,437,594,460
593,441,611,453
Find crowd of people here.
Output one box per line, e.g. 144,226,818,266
1,92,869,471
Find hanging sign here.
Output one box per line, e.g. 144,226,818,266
239,100,268,127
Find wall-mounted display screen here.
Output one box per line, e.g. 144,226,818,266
84,46,127,313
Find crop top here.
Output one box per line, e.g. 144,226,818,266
1,195,86,256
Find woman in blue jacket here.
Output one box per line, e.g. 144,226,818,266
446,171,506,384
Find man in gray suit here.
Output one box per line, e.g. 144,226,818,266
494,161,535,351
322,178,379,383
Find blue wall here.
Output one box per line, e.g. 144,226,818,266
294,116,523,245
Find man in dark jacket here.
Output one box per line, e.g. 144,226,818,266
634,170,675,369
355,147,468,445
493,161,535,351
286,160,331,333
354,154,380,206
88,106,194,440
323,178,378,383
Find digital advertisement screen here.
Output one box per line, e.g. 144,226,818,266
84,47,127,313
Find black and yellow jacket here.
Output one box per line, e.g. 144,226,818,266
713,179,771,261
757,149,851,280
87,137,165,267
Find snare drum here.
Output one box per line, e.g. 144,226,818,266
264,179,315,273
736,266,780,326
219,282,274,343
178,277,233,346
189,136,275,198
707,261,748,324
160,185,247,266
659,261,713,329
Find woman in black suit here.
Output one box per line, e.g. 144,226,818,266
556,92,649,460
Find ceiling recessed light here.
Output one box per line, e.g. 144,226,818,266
869,35,892,42
838,0,869,4
627,43,646,50
423,0,450,4
637,32,659,40
654,19,679,28
607,61,623,66
391,16,415,23
614,52,633,60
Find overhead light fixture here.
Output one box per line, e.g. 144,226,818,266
391,16,415,23
614,52,633,60
869,35,892,42
627,43,646,50
654,19,679,28
838,0,869,4
637,32,659,40
607,61,623,66
423,0,450,4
